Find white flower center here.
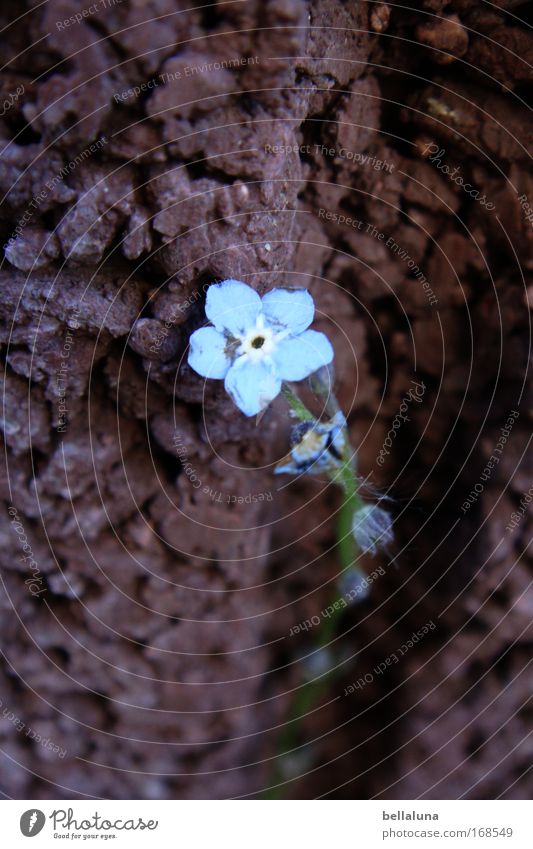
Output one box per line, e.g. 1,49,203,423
238,315,278,362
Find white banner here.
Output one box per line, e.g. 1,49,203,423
2,800,531,848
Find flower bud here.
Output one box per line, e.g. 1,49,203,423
338,566,371,602
351,504,393,555
275,411,346,475
301,648,335,681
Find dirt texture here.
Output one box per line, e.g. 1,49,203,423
0,0,531,800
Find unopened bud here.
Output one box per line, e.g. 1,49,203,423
301,647,335,681
351,504,394,555
339,567,370,602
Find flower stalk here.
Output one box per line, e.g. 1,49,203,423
266,376,390,797
185,280,393,797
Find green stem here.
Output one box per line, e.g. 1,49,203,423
266,381,366,798
336,461,364,573
281,383,315,421
264,675,331,799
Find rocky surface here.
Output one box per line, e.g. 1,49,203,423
0,0,531,799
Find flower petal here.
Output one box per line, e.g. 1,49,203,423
188,326,232,379
261,287,315,334
224,357,281,416
272,330,334,381
205,279,261,337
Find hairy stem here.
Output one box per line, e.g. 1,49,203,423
281,382,315,421
267,379,366,797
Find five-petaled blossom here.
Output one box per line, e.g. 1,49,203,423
188,279,334,416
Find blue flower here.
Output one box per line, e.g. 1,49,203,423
351,504,394,556
188,279,334,416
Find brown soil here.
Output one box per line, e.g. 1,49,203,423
0,0,531,799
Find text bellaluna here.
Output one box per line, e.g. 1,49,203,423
383,811,439,820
